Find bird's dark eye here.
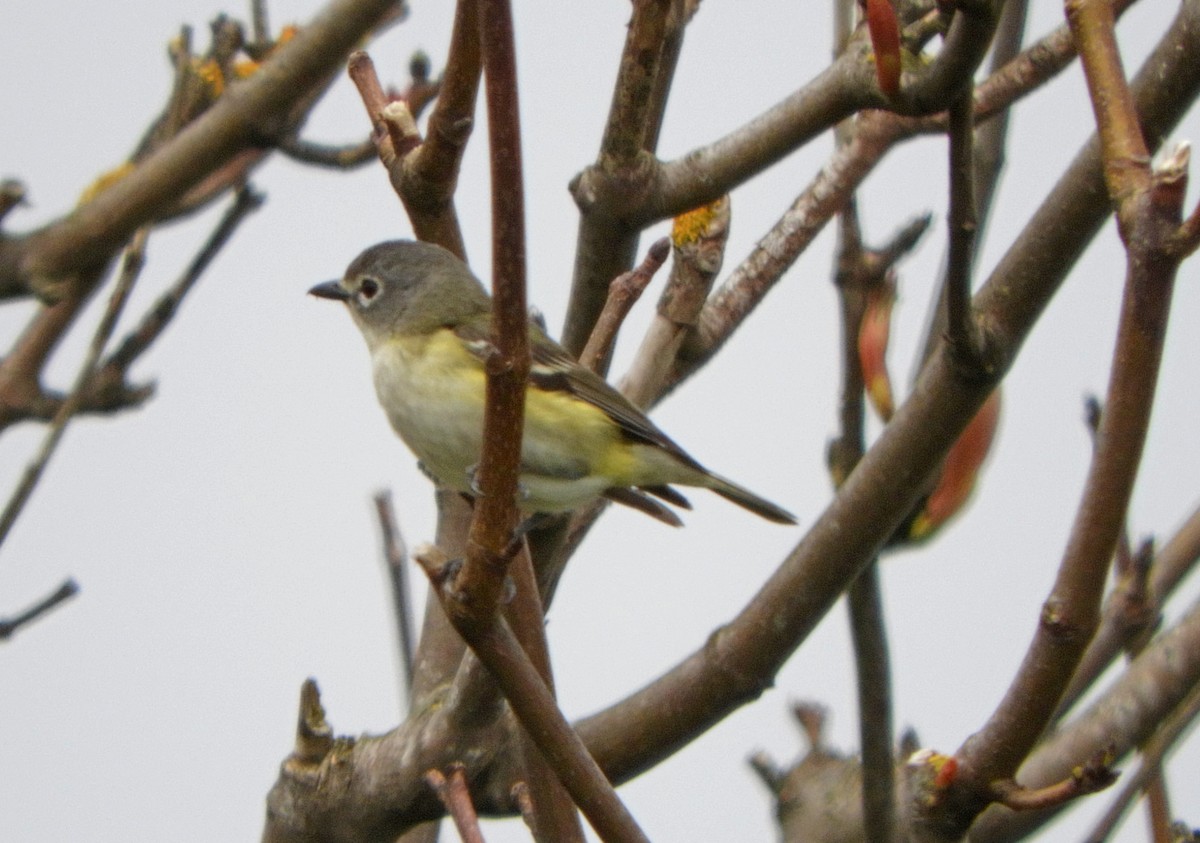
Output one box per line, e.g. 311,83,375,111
357,277,381,304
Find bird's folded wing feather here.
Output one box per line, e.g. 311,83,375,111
452,320,702,471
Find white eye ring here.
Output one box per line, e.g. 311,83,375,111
357,277,381,306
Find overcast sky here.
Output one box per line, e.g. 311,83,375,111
2,1,1199,841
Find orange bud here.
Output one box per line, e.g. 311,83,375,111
932,755,959,790
909,389,1001,540
864,0,902,98
906,749,960,806
858,282,896,422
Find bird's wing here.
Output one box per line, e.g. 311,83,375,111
527,326,703,468
451,319,703,470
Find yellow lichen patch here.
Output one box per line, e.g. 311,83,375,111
78,162,135,206
235,24,299,78
671,196,729,247
233,59,260,79
193,57,225,97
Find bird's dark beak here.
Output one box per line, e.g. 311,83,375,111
309,280,351,301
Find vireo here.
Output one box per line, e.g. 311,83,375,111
309,240,795,526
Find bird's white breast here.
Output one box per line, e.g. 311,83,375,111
370,332,486,493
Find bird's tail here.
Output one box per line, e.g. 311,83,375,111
705,472,796,525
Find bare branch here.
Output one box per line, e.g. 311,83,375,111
578,237,669,375
944,89,983,366
847,564,896,843
0,578,79,641
374,491,417,701
989,751,1118,812
278,135,376,167
425,765,485,843
454,0,528,624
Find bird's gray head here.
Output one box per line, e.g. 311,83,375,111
309,240,490,349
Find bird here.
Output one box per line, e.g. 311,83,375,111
309,239,795,527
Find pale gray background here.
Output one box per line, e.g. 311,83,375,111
1,2,1198,840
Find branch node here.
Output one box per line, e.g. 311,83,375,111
414,543,457,588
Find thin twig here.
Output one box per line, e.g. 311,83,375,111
832,198,896,843
374,491,416,703
828,198,868,484
1151,504,1200,609
1054,538,1157,721
578,237,669,375
0,578,79,640
1067,0,1148,204
944,89,981,365
847,563,896,843
348,50,390,118
974,0,1028,239
1055,504,1200,727
0,229,149,551
291,679,334,766
1,185,260,428
251,0,270,46
989,751,1117,812
596,0,670,171
0,294,91,430
641,0,695,153
97,186,264,381
512,780,536,832
426,765,486,843
278,136,376,168
666,111,903,397
971,577,1200,842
